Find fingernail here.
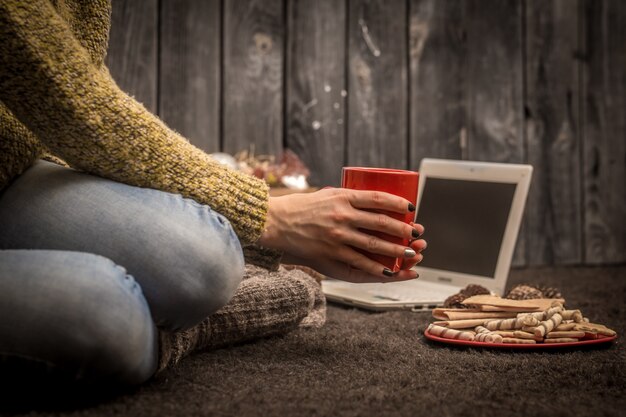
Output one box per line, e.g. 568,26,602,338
412,229,420,239
383,268,394,277
408,203,416,212
404,248,416,258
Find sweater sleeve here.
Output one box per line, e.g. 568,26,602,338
0,0,268,245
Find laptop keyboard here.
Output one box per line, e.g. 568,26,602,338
364,285,447,302
357,279,458,303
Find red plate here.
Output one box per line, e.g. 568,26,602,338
424,329,617,349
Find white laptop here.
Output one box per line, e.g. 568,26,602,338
321,158,533,311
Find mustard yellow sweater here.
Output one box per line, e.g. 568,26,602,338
0,1,272,252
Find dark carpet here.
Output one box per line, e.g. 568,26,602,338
1,265,625,417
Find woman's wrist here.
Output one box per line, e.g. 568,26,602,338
257,196,282,250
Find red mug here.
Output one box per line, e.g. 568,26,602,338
341,167,419,273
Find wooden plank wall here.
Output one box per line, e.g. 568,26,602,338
286,0,346,186
106,0,625,267
581,0,626,265
159,0,221,153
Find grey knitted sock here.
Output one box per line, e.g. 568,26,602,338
156,264,326,373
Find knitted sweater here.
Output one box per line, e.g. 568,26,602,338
0,0,270,251
0,2,328,373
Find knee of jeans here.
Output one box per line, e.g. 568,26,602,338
70,255,158,385
82,314,157,385
77,288,157,384
168,219,245,331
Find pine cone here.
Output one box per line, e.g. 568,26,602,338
505,284,544,300
461,284,490,297
443,293,470,309
443,284,490,308
535,285,562,299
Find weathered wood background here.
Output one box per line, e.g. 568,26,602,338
106,0,625,268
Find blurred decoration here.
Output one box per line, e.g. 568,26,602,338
505,284,563,300
209,152,239,171
210,148,310,190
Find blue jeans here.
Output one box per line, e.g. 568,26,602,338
0,160,245,385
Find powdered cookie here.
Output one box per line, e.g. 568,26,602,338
574,323,617,337
554,323,577,331
546,331,585,339
501,337,536,344
513,331,541,340
545,338,579,343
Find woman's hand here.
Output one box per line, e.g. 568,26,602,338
257,188,427,283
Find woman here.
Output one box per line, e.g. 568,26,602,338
0,0,426,385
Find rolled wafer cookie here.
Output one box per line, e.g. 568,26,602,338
461,295,564,311
474,326,503,343
545,338,579,343
442,311,519,321
485,316,539,331
480,305,532,312
545,331,586,339
433,319,489,329
524,322,580,336
522,316,540,326
427,324,475,341
560,310,584,322
474,332,503,343
501,337,536,344
492,331,517,337
534,313,563,338
517,311,546,321
475,326,490,334
432,308,484,320
544,304,564,319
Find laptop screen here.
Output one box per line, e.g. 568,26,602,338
415,177,517,278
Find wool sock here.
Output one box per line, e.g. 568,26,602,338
156,264,326,373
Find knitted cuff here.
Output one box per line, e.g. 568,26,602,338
198,159,271,244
